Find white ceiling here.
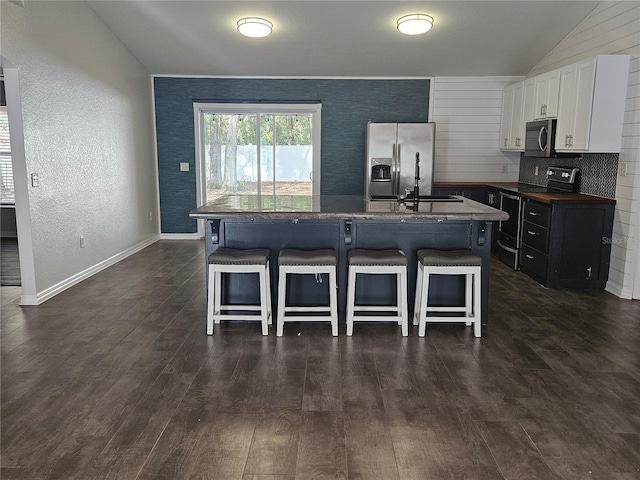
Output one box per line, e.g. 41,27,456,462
86,1,600,77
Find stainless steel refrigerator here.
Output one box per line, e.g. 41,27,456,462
365,122,435,198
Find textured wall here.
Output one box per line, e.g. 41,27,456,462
528,1,640,299
154,78,430,233
1,2,158,294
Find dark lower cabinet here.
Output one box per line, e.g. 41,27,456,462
520,200,614,289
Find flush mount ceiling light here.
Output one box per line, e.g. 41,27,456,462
237,17,273,38
397,14,433,35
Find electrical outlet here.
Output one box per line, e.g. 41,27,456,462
502,165,508,173
618,162,627,176
80,236,85,248
31,173,40,187
180,162,190,172
534,166,539,176
149,211,153,221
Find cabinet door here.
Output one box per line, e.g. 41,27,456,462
557,59,596,151
556,63,577,150
522,78,536,125
533,69,561,119
510,81,524,149
545,69,561,118
499,85,513,149
570,59,596,151
534,75,548,119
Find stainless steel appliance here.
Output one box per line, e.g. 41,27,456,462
365,122,435,199
496,166,580,270
524,119,578,158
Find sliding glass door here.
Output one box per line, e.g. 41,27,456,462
195,103,321,203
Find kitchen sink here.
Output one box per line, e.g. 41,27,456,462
369,194,463,203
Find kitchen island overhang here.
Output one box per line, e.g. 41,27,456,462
190,195,508,334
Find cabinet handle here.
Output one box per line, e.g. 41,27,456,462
527,230,538,236
587,266,592,279
528,212,539,216
569,135,573,147
565,135,570,147
526,254,534,260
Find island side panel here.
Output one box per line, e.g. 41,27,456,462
204,217,493,333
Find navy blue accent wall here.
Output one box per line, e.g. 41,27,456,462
154,78,430,233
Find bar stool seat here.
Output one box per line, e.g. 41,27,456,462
346,248,408,336
277,249,338,336
414,249,482,338
207,248,272,336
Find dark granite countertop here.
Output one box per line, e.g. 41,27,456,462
435,182,616,204
189,194,509,221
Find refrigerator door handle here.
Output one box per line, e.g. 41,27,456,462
392,143,397,195
396,143,402,195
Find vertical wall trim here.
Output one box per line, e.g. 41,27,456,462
0,64,37,303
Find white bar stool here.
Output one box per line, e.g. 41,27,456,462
346,249,408,336
207,248,272,336
276,249,338,337
413,249,482,338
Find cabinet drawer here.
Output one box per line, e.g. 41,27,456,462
520,245,547,281
523,201,550,227
521,221,548,254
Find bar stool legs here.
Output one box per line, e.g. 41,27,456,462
346,249,408,336
206,248,272,336
414,249,482,338
276,249,338,337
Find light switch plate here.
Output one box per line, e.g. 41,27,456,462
180,162,190,172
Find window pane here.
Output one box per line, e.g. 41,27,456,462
272,114,313,195
201,108,315,201
0,103,14,204
204,113,257,201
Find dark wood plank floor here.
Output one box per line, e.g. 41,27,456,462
2,240,640,480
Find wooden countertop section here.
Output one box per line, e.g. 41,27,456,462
521,192,616,205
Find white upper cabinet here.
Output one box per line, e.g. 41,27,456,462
499,80,527,151
499,83,515,150
533,69,561,119
522,78,536,126
555,55,630,153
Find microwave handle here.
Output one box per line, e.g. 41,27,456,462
538,125,546,151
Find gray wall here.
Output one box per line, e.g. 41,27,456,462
1,1,158,297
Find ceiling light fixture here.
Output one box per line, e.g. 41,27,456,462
237,17,273,38
397,14,433,35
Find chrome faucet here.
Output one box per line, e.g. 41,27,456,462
412,152,420,200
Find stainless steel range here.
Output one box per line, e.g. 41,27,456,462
496,166,580,270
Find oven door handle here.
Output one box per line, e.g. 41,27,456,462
497,240,518,254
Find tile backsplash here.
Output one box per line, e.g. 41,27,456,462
518,153,618,199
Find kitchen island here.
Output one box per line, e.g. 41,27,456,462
190,194,508,333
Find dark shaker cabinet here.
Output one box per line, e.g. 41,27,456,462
520,199,614,289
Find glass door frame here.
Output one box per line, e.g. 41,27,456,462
193,102,322,236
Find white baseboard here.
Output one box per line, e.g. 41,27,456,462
160,233,201,240
21,235,160,306
605,280,632,299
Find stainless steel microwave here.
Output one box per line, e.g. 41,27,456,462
524,119,561,157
